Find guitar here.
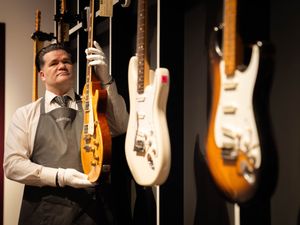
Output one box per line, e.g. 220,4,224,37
32,9,43,102
205,0,273,203
125,0,171,186
80,0,112,183
56,0,69,43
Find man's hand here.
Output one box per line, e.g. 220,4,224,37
85,41,111,84
57,168,94,188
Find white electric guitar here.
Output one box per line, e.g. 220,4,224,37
125,0,171,186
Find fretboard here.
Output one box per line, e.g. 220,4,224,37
137,0,149,94
223,0,237,76
85,0,95,100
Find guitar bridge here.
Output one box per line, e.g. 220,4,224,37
221,148,238,161
134,121,146,153
221,142,238,161
134,139,145,152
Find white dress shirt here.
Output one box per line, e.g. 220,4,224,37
4,83,128,187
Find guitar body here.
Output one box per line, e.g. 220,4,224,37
125,56,171,186
81,81,111,183
206,29,268,202
80,0,111,183
93,81,112,173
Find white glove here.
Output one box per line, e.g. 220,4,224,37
85,41,111,84
57,168,94,188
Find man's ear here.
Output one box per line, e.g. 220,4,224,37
39,71,46,81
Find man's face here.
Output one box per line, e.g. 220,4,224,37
39,49,74,95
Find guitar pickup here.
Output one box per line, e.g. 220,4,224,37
223,82,238,90
222,127,240,139
222,142,236,150
137,113,145,119
223,105,237,114
136,96,145,102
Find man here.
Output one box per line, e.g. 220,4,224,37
4,41,129,225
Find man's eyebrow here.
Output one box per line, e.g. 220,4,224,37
47,58,59,64
48,57,71,64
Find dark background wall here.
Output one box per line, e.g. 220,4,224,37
269,0,300,224
184,0,300,225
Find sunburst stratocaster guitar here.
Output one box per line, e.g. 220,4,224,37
125,0,171,186
205,0,274,203
81,0,112,183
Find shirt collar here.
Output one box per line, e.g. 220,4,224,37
45,89,76,105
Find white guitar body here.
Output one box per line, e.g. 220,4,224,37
125,56,171,186
214,44,261,184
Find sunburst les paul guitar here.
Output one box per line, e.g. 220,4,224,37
81,0,112,183
125,0,171,186
205,0,271,203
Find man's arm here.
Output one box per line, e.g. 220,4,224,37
4,107,58,187
4,106,94,188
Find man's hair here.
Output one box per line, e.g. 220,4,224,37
35,43,73,72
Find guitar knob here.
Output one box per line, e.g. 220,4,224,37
238,159,255,184
94,153,99,160
84,145,91,152
147,153,154,170
91,160,97,166
84,134,91,143
152,148,157,157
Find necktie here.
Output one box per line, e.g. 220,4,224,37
54,95,70,107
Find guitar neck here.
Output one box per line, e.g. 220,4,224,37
57,0,69,43
137,0,150,94
32,9,41,102
86,0,95,87
223,0,237,76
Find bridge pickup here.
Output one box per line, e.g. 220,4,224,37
222,127,239,139
223,105,237,114
137,114,145,119
222,142,236,150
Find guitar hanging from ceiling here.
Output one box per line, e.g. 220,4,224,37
205,0,275,203
125,0,171,186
